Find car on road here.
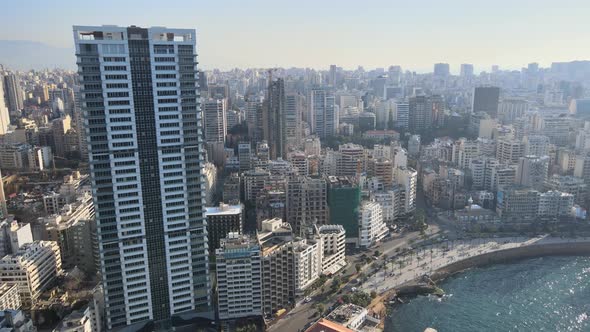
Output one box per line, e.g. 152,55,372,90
304,297,312,303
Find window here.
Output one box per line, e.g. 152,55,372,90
105,74,128,80
107,92,129,98
104,65,127,71
102,44,125,54
155,65,176,71
106,83,129,89
103,57,126,62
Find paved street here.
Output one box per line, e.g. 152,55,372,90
267,225,440,332
361,235,590,293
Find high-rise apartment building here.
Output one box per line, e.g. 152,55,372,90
263,78,286,159
516,155,550,190
460,64,474,77
285,93,303,151
394,102,409,129
433,63,450,77
204,203,243,253
74,25,210,329
409,94,432,132
202,98,227,143
286,176,328,236
2,73,23,119
0,241,62,308
215,233,262,320
358,201,388,248
0,78,10,135
327,176,361,242
310,87,337,138
472,87,500,118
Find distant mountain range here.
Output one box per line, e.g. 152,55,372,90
0,40,76,71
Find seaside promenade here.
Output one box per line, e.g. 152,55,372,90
360,235,590,294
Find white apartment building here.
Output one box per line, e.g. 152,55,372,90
74,25,210,328
523,135,550,157
0,241,62,307
215,233,262,320
358,201,388,248
496,139,524,164
316,225,346,275
202,98,227,144
310,88,337,138
395,167,417,214
371,189,403,223
516,155,549,190
0,284,20,310
293,239,322,295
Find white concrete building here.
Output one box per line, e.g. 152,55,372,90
395,167,417,214
293,238,322,294
215,233,262,320
74,25,210,328
516,155,549,190
310,88,337,138
523,135,550,157
496,138,524,164
371,189,402,223
392,146,408,169
0,284,20,310
202,98,227,144
0,241,62,307
316,225,346,275
358,201,388,248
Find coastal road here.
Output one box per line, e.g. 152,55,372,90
361,235,590,294
267,224,441,332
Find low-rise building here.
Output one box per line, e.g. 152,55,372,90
0,241,62,307
0,309,36,332
53,306,96,332
325,303,379,332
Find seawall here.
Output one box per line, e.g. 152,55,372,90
429,240,590,283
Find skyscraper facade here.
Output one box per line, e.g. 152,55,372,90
409,94,432,133
2,73,23,119
263,78,286,159
202,98,227,143
0,78,10,135
285,93,303,152
433,63,450,77
460,63,474,77
310,87,337,139
74,25,210,329
472,86,500,117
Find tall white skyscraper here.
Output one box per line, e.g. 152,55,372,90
285,93,303,151
74,25,210,329
0,78,10,135
2,73,23,119
310,87,337,138
395,102,409,129
202,98,227,143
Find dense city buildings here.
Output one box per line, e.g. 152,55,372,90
0,13,589,332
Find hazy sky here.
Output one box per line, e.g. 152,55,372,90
1,0,589,72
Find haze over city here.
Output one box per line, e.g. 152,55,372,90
1,0,590,71
1,2,590,332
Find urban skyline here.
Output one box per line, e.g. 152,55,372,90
2,1,590,71
1,3,590,331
